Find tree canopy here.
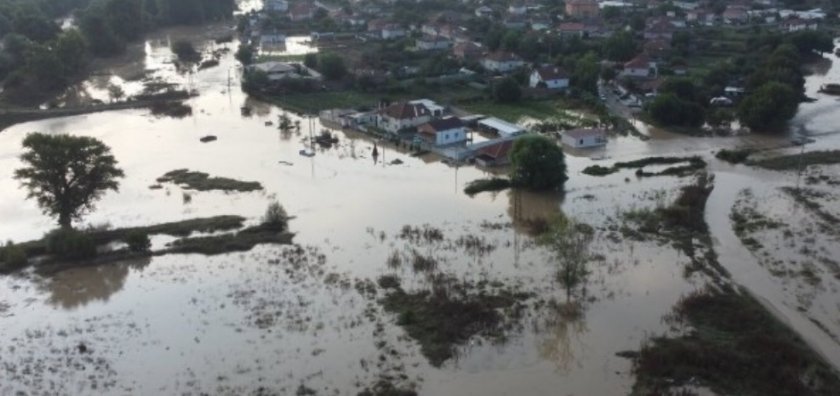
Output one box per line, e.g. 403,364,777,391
493,77,522,103
14,133,124,228
737,82,799,132
510,135,568,191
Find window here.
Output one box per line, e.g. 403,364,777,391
579,139,584,145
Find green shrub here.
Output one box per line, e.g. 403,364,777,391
124,232,151,253
0,241,28,273
46,229,97,261
464,177,511,196
262,201,289,231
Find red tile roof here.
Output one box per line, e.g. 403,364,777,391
380,102,431,120
478,140,514,160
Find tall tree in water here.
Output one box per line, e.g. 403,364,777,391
14,133,124,228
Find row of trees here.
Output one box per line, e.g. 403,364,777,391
646,30,834,132
79,0,235,56
0,0,235,102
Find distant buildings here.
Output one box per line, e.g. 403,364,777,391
481,52,526,73
565,0,599,18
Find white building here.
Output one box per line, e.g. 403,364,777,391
416,36,453,51
377,102,433,133
477,117,525,138
622,54,657,78
529,66,570,90
562,128,607,148
418,117,467,146
481,51,526,73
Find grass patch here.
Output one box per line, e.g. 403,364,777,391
14,216,246,259
781,187,840,230
583,156,706,177
581,164,616,176
464,177,511,196
380,278,529,367
258,85,484,114
716,148,755,164
730,190,784,248
748,150,840,171
631,288,840,396
168,224,294,255
460,99,567,123
621,174,727,278
157,169,263,192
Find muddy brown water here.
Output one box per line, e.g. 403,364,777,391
2,23,840,395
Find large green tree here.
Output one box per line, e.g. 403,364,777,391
510,135,567,191
14,133,124,228
737,82,799,132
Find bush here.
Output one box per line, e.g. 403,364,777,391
262,201,289,231
0,241,28,273
464,177,511,196
171,40,200,62
46,229,97,261
124,232,151,253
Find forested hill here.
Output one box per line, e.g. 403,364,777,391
0,0,236,105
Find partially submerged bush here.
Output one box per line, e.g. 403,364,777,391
46,229,97,261
262,201,289,231
171,40,200,62
0,241,28,272
124,232,151,253
464,177,511,196
716,148,755,164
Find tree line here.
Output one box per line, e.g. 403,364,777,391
0,0,235,103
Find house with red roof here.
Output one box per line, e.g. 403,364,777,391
377,102,433,133
621,54,657,78
474,140,515,167
481,51,526,73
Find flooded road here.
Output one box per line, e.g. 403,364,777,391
2,20,840,395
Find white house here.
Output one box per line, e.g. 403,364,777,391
418,117,467,146
249,61,323,81
529,66,570,89
782,17,818,32
377,102,433,133
416,36,453,51
481,51,526,73
622,54,657,78
562,128,607,148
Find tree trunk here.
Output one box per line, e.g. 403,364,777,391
58,212,72,229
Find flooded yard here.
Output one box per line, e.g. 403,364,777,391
2,22,840,396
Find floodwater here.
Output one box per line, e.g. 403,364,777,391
2,22,840,396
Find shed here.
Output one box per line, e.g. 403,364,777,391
562,128,607,148
477,117,525,137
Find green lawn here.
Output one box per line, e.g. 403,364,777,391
459,98,595,123
261,85,485,114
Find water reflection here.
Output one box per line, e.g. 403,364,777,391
507,189,565,236
537,303,590,373
43,257,150,310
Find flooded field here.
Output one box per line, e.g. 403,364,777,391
2,21,840,396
